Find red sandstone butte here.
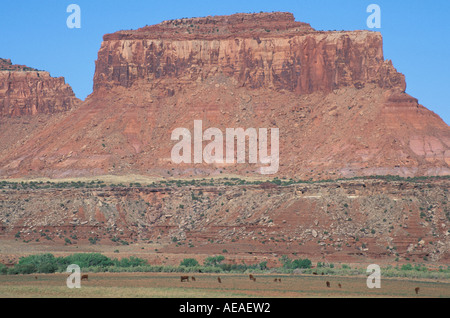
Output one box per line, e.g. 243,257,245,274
0,12,448,179
0,58,80,117
94,12,404,94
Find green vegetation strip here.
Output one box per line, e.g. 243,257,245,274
1,254,449,280
0,175,448,190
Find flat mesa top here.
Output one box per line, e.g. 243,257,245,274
103,12,317,41
0,58,40,72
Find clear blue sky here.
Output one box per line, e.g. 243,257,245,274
0,0,448,124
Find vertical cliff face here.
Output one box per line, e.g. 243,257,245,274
93,12,405,95
0,59,80,117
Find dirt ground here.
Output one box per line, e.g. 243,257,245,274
1,240,449,298
0,272,448,298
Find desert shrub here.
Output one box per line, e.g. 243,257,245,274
199,266,223,273
17,254,58,273
280,256,312,269
0,263,8,275
401,264,413,271
113,256,148,268
37,262,58,274
292,259,312,269
259,261,268,270
88,237,99,245
62,253,114,269
203,255,225,267
180,258,199,267
219,263,260,273
9,264,36,275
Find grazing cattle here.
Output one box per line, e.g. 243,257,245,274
191,277,196,282
249,275,255,281
81,275,89,281
35,276,38,280
274,278,282,283
415,287,420,295
218,277,222,284
180,276,189,282
326,281,331,288
278,278,282,283
313,272,318,276
338,283,342,289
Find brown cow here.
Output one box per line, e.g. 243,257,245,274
249,275,255,281
338,283,342,289
313,272,318,276
81,275,89,281
218,277,222,284
415,287,420,295
180,276,189,282
326,281,331,288
191,277,196,282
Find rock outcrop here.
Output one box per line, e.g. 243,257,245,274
0,58,80,117
0,178,448,263
0,12,448,179
94,12,405,94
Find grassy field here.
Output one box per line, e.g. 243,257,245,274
0,272,448,298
